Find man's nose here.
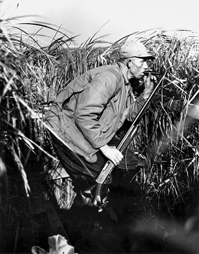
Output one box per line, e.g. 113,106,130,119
143,62,148,69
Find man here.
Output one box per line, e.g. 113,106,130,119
45,39,156,208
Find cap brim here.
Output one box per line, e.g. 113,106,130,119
137,54,155,59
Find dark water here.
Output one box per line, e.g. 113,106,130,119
61,186,167,253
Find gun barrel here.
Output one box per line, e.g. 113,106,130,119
144,71,160,75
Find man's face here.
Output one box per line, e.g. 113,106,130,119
128,57,148,79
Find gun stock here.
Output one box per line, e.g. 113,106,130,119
95,126,138,184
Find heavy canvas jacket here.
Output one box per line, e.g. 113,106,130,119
45,64,146,163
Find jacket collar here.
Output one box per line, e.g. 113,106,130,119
116,62,129,85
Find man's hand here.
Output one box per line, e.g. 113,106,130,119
100,144,123,166
142,73,157,99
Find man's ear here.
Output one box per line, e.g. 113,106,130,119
127,59,132,69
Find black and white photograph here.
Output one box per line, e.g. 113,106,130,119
1,1,199,253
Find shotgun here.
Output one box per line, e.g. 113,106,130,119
92,72,166,207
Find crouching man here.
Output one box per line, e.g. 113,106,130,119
45,40,156,209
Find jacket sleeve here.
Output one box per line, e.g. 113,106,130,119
75,72,118,148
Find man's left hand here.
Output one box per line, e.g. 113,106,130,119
142,73,157,99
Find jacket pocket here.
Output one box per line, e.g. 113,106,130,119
100,107,116,131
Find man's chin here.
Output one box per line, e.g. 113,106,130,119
137,74,144,79
131,73,144,80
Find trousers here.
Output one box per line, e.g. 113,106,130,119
51,131,146,190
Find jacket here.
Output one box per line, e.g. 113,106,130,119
45,64,146,163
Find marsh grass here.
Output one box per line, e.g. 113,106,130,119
1,15,199,200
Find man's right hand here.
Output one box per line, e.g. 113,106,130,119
100,144,123,166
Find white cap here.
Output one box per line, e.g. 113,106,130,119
120,40,155,59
